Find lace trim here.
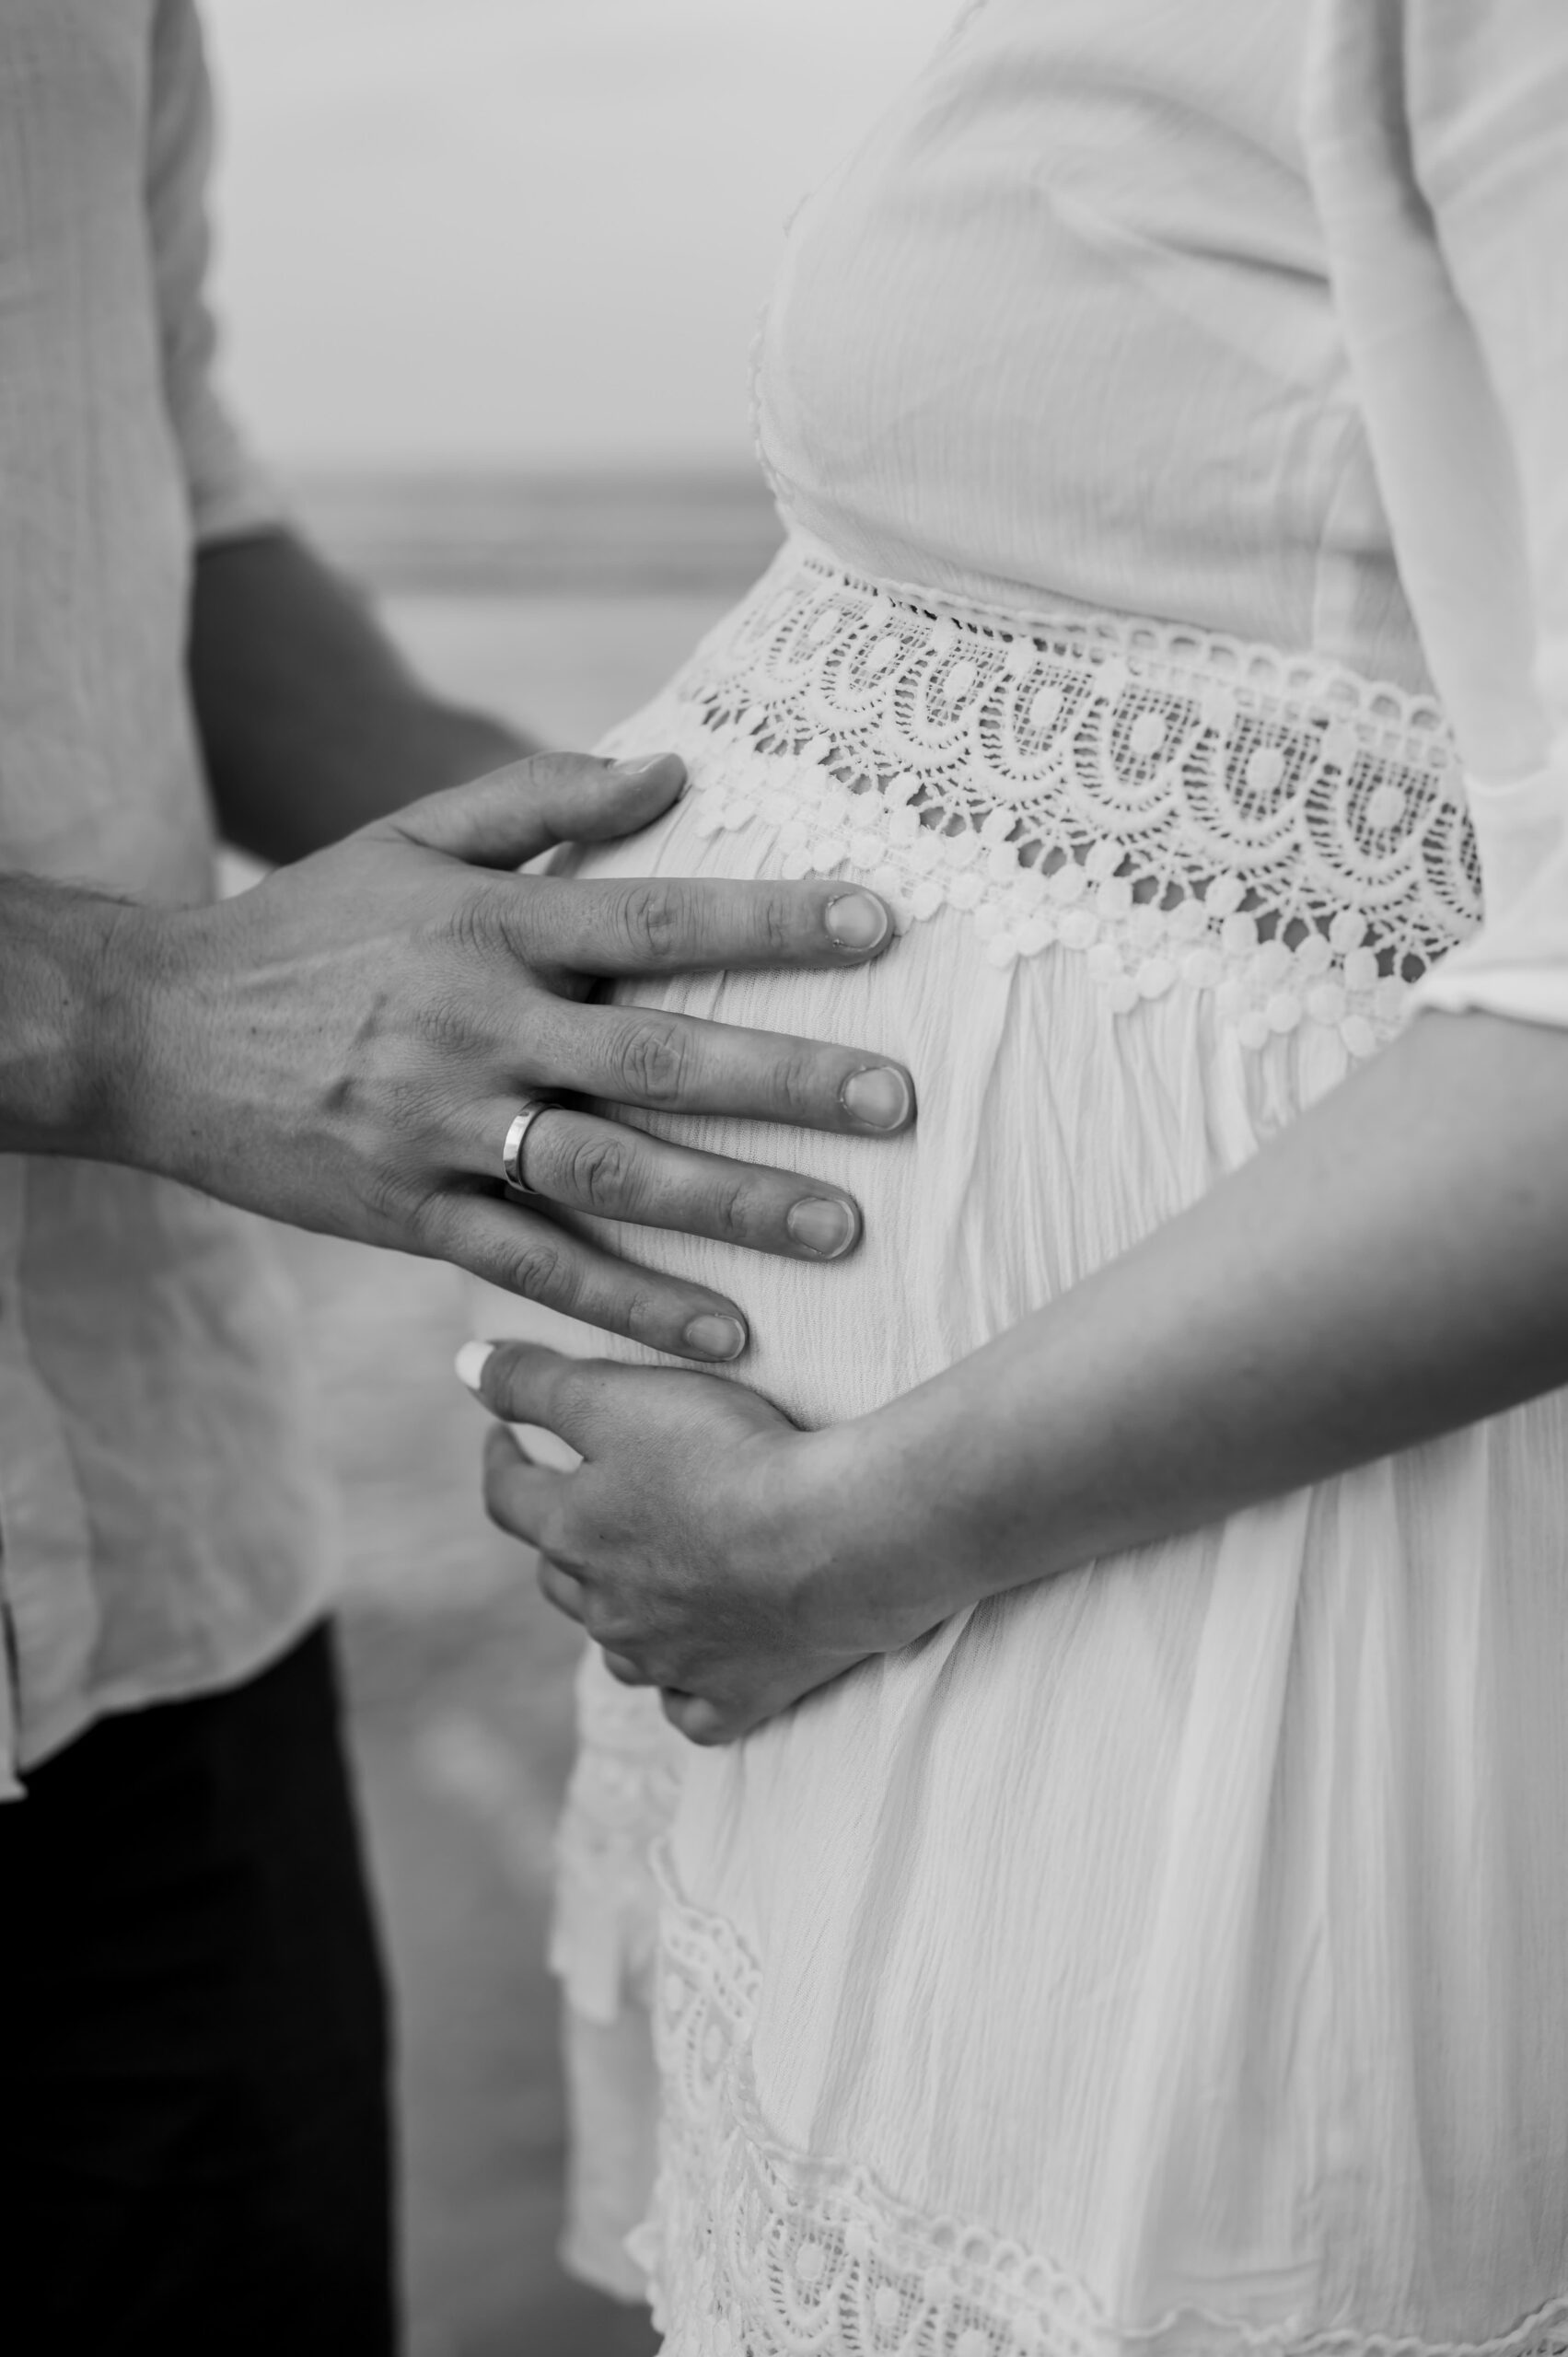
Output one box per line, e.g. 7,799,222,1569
612,540,1481,1058
638,1856,1568,2357
550,1655,684,2025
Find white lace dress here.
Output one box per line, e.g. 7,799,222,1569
545,5,1568,2350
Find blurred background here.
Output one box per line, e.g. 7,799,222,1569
201,4,955,2351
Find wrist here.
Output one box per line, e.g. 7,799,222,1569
771,1416,963,1656
85,899,206,1179
0,879,172,1163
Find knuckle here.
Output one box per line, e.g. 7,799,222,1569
412,978,486,1060
556,1126,636,1214
611,1016,692,1108
758,891,799,958
568,1584,603,1640
482,1461,517,1529
518,748,584,800
617,1283,680,1349
772,1044,828,1122
581,1595,621,1643
537,1513,577,1571
500,1236,577,1311
404,1186,459,1254
444,884,512,965
479,1341,525,1416
707,1173,762,1247
613,879,686,965
532,1550,568,1598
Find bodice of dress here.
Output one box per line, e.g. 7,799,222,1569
757,0,1424,692
754,0,1568,1025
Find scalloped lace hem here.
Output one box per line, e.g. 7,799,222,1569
634,1858,1568,2357
601,540,1482,1058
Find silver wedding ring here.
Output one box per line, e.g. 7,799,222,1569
501,1096,555,1197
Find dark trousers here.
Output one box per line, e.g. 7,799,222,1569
0,1623,396,2356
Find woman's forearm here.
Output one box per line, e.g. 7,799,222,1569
823,1009,1568,1623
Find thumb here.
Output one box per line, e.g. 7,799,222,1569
379,749,687,869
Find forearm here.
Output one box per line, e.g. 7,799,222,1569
190,529,529,864
828,1010,1568,1623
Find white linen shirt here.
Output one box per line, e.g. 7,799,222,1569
0,0,332,1794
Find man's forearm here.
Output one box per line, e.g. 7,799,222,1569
190,528,529,865
824,1010,1568,1628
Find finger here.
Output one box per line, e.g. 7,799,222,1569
462,1341,607,1454
506,874,897,978
470,1100,862,1261
381,750,687,869
601,1648,654,1688
527,1002,915,1136
481,1419,571,1545
433,1193,749,1363
661,1690,733,1747
537,1558,588,1626
461,1339,672,1462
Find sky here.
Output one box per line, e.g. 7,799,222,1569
203,0,958,470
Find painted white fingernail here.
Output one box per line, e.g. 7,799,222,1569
609,751,684,789
454,1340,496,1393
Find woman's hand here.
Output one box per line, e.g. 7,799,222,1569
459,1339,939,1742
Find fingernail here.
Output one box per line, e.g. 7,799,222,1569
455,1340,496,1393
785,1196,856,1258
825,890,889,951
841,1065,912,1130
681,1312,747,1362
609,751,685,789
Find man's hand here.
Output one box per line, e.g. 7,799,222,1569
460,1338,935,1741
104,750,914,1359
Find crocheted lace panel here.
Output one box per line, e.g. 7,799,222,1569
635,1857,1568,2357
603,540,1481,1057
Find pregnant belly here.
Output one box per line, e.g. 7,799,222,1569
540,532,1465,1420
556,777,1250,1432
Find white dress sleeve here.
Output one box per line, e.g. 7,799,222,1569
145,0,284,549
1306,0,1568,1027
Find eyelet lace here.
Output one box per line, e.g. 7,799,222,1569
604,540,1481,1058
633,1857,1568,2357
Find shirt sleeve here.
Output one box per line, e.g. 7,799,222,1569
1307,0,1568,1029
145,0,285,548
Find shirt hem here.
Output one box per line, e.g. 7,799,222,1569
7,1573,336,1791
